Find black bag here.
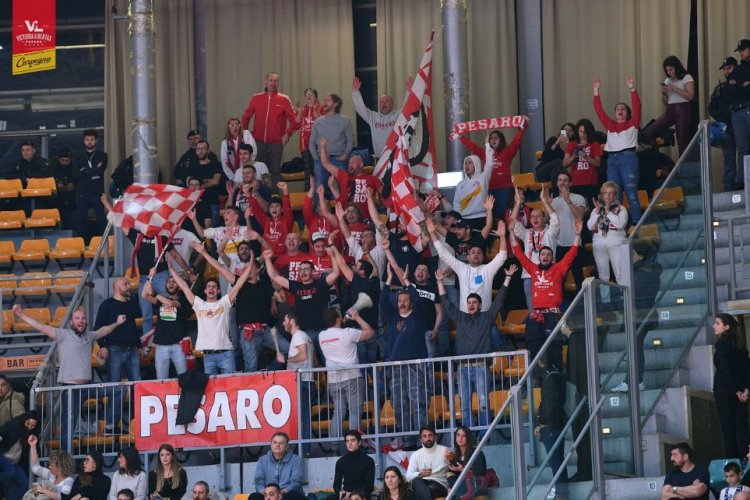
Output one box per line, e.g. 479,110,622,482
280,156,304,174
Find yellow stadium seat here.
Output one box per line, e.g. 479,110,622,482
288,192,306,211
12,307,51,332
503,353,527,378
0,210,26,230
0,179,22,198
21,177,57,197
233,495,249,500
124,268,140,292
379,399,397,429
84,236,115,259
489,390,510,417
49,237,85,268
360,400,376,429
2,309,14,333
25,208,60,228
513,172,550,191
12,239,51,271
310,404,333,435
629,223,661,246
0,274,17,300
14,272,52,304
652,186,684,211
525,201,544,211
428,395,451,424
50,270,84,298
0,241,15,268
498,309,527,336
535,150,543,160
280,172,304,182
49,306,69,328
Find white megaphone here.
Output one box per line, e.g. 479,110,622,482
345,292,374,318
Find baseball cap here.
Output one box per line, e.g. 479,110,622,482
735,39,750,52
720,56,738,69
311,231,327,243
186,129,201,139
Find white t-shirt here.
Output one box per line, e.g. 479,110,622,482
170,229,199,265
318,327,362,383
664,74,694,104
204,226,246,266
193,295,233,351
287,330,314,382
550,194,586,247
233,162,270,183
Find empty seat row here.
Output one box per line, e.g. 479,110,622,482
0,178,57,198
0,209,61,229
0,236,113,272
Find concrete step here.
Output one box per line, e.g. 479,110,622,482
656,229,706,253
659,266,706,288
599,348,682,375
713,190,746,212
601,327,701,352
656,303,709,328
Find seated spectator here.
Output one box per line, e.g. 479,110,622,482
116,490,134,500
108,448,148,500
331,430,375,500
251,432,305,500
0,374,25,427
445,426,487,499
405,426,450,500
660,443,708,500
173,129,218,187
535,123,575,183
69,451,111,500
148,444,188,500
0,411,38,500
3,140,51,187
191,482,211,500
27,434,75,500
587,181,629,304
379,466,415,500
719,462,749,499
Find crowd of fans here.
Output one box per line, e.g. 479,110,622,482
2,38,750,500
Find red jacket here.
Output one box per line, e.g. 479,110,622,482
512,242,578,309
459,127,525,189
240,91,296,144
248,194,293,254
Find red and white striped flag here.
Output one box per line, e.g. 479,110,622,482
107,183,202,238
391,129,425,252
374,32,438,193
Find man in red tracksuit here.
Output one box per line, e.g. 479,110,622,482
509,217,582,373
240,72,296,184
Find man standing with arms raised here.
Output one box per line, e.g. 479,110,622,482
351,77,399,158
240,72,297,184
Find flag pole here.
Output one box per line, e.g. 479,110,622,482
148,227,178,284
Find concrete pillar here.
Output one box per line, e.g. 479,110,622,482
129,0,158,184
442,0,469,172
515,0,544,171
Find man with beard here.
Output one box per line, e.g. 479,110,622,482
95,278,142,434
13,304,125,449
405,426,450,500
509,217,582,372
660,443,709,500
319,138,381,217
73,129,108,238
141,270,191,380
351,77,399,158
309,93,355,200
187,139,224,227
174,129,218,186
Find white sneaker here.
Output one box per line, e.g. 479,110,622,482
611,382,629,392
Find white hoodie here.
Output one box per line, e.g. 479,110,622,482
452,147,492,219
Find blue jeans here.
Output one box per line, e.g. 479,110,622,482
155,343,187,379
307,328,325,367
733,108,750,164
138,271,168,334
541,426,569,495
606,150,641,224
459,364,490,427
240,325,291,372
105,346,141,427
489,188,513,219
313,157,347,205
439,284,460,355
523,277,533,314
60,385,82,451
203,350,236,375
390,364,428,434
0,455,27,500
210,204,222,229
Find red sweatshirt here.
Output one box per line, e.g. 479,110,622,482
512,242,578,309
248,194,293,254
302,194,343,249
288,105,323,153
240,91,296,144
459,127,525,189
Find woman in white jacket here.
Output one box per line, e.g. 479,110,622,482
587,181,629,303
220,117,257,180
452,137,494,230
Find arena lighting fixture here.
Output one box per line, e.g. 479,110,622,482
56,44,106,50
712,220,720,227
369,22,377,28
676,297,684,304
437,171,463,188
652,338,662,347
31,91,104,112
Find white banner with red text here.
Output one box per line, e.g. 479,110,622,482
448,115,527,141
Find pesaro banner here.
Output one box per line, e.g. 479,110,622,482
12,0,56,75
135,371,298,451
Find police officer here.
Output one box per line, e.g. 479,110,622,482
4,140,51,187
73,129,108,239
710,57,739,191
727,39,750,177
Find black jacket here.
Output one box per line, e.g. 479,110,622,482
73,149,108,193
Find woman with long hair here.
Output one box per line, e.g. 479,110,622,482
289,88,323,190
109,447,147,500
148,444,187,500
642,55,696,155
27,434,75,500
378,466,414,500
221,117,257,180
445,426,487,495
70,452,111,500
563,118,603,205
593,77,642,224
713,313,750,458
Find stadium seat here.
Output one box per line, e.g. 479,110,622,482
502,352,527,378
310,404,333,435
12,307,51,332
21,177,57,197
0,241,15,269
84,236,115,260
498,309,527,336
361,400,376,429
124,268,141,292
488,390,510,417
453,394,463,422
629,223,661,246
79,419,115,447
12,239,51,271
379,399,397,430
49,306,69,328
233,495,249,500
513,173,550,191
525,201,544,211
0,274,17,301
50,270,84,300
0,210,26,229
14,272,52,305
428,395,451,424
25,208,60,228
50,237,85,269
521,387,542,416
652,186,684,211
2,309,14,333
0,179,22,198
622,190,650,212
280,172,304,182
288,192,306,211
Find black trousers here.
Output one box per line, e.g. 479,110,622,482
714,387,750,458
411,478,448,500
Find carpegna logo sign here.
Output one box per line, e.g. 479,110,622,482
134,372,298,451
12,0,56,75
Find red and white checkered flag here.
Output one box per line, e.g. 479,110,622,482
391,129,425,252
107,184,202,238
